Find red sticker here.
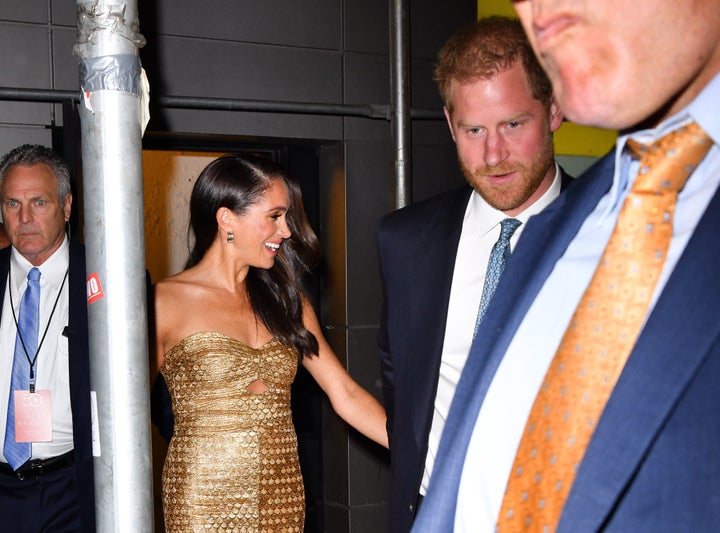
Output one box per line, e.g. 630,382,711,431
87,272,105,304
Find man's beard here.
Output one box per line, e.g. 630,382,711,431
460,138,555,212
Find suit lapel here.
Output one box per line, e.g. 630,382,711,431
0,248,9,318
66,242,88,403
406,189,471,446
559,180,720,531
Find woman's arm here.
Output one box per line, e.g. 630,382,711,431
300,298,389,448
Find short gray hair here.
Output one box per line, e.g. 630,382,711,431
0,144,72,201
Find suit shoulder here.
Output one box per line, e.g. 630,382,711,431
378,186,472,235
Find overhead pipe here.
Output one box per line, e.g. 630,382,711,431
0,87,443,120
390,0,413,209
73,1,153,531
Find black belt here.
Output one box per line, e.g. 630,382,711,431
0,450,74,480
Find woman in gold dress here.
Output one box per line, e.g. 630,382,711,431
151,154,388,532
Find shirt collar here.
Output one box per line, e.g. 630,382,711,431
605,72,720,217
11,235,70,292
469,161,563,237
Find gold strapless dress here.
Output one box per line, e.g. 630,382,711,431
160,332,305,532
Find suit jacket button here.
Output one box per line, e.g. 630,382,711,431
409,503,415,513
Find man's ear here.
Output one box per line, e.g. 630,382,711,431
549,95,565,132
63,193,73,222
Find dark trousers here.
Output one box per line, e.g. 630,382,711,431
0,463,81,532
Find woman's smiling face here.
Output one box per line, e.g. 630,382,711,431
231,178,292,269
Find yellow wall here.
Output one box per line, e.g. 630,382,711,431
476,0,617,156
477,0,516,18
554,122,617,157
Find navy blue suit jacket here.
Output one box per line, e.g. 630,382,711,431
0,242,96,532
413,153,720,532
377,170,574,533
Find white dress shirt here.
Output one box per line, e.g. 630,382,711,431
420,163,564,495
455,73,720,532
0,237,74,461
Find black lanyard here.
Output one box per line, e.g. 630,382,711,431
8,266,69,393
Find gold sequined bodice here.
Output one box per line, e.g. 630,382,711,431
160,331,304,532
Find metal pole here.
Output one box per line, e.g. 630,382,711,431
73,1,153,531
390,0,413,209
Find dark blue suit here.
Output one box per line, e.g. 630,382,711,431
0,242,96,532
377,170,574,533
413,153,720,532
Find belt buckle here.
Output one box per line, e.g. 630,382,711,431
15,460,43,481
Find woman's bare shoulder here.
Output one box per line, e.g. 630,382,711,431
154,270,222,355
155,267,209,297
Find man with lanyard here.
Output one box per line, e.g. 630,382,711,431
0,144,95,532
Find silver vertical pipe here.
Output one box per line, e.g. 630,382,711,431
73,1,153,531
390,0,412,209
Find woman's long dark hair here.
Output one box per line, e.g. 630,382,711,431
186,154,320,358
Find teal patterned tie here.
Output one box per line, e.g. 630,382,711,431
4,267,40,470
474,218,521,337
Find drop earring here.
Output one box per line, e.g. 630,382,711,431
227,231,234,243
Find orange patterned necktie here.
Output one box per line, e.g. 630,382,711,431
496,122,712,532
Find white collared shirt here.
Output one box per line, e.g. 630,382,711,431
421,163,564,495
0,236,74,461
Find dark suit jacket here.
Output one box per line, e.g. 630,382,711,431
413,152,720,532
377,170,574,533
0,242,96,532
